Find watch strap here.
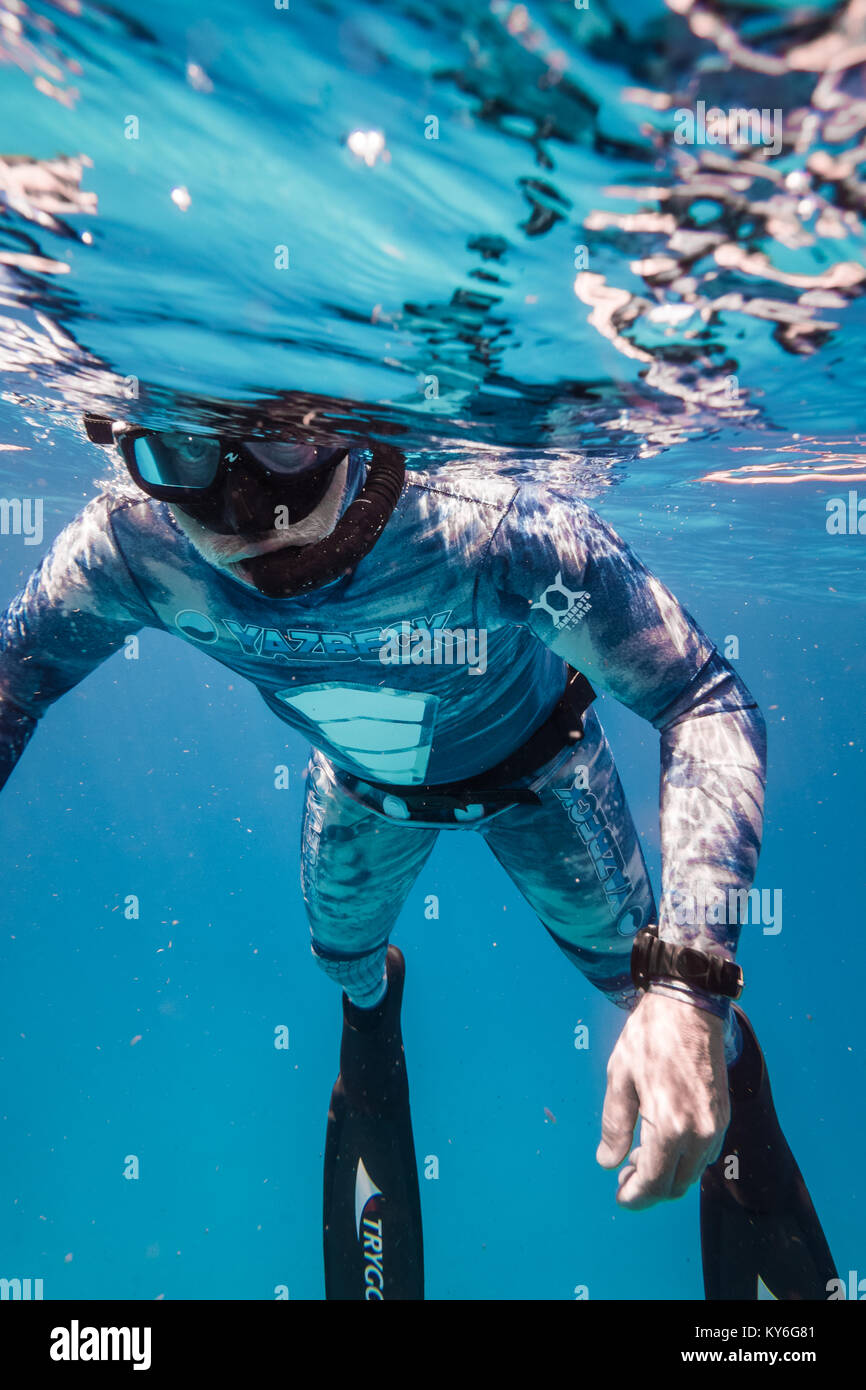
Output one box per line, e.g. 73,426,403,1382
631,925,743,1000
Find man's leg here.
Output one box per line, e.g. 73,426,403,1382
484,708,742,1058
483,710,836,1297
301,748,438,1005
300,750,437,1299
482,707,663,1019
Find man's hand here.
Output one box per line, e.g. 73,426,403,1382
596,991,730,1209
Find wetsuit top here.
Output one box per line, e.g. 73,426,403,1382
0,451,765,956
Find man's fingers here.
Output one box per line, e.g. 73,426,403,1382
616,1148,640,1189
617,1165,635,1189
616,1147,643,1194
615,1126,681,1210
596,1064,640,1169
674,1120,728,1194
600,995,731,1209
706,1127,727,1168
615,1127,725,1206
669,1145,711,1199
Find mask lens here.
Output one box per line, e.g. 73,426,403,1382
133,433,221,490
242,441,343,476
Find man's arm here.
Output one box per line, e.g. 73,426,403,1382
0,492,157,792
480,484,767,1207
481,485,767,988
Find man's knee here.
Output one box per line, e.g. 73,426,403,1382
311,936,389,1005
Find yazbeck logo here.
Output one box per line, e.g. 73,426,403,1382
355,1158,385,1300
174,607,460,663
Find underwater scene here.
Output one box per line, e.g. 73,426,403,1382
0,0,864,1316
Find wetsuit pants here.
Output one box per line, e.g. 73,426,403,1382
301,707,740,1062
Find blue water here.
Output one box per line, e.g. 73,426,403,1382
0,0,864,1300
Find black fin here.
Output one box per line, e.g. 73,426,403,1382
701,1007,838,1300
323,946,424,1299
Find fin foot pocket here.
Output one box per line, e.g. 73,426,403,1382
323,946,424,1299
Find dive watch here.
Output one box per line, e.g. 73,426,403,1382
630,924,744,1000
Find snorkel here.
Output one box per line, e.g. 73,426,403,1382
237,442,406,597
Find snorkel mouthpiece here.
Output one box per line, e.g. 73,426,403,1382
241,443,406,597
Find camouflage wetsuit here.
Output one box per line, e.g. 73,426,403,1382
0,453,766,1058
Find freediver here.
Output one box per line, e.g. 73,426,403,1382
0,418,838,1300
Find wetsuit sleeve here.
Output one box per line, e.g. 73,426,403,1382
0,494,156,791
479,485,767,993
